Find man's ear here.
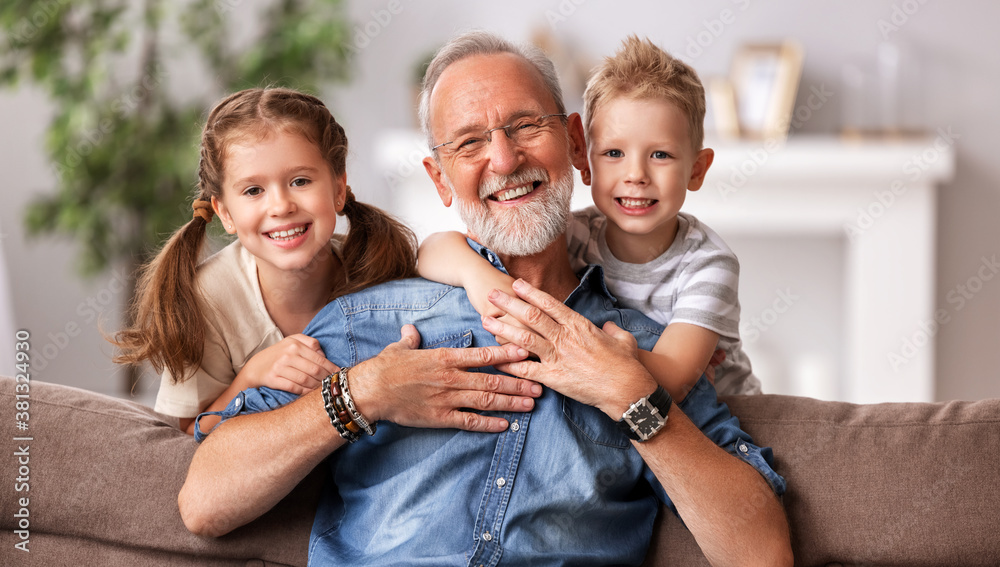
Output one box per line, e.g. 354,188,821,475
423,156,452,207
211,196,236,234
687,148,715,192
567,112,589,175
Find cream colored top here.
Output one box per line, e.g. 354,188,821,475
153,237,343,418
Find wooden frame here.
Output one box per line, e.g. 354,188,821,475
730,41,804,140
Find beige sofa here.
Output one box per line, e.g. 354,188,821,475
2,376,999,566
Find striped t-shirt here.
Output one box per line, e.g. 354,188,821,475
566,207,760,395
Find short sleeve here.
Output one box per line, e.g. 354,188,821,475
153,320,235,418
671,248,741,340
566,206,603,272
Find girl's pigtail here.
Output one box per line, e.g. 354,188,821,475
338,186,418,297
113,206,211,382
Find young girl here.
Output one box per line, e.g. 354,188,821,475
114,87,417,434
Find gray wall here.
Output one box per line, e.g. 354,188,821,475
2,0,998,401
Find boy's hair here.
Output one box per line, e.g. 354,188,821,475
113,87,417,382
584,35,706,151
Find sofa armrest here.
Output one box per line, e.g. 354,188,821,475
0,376,317,566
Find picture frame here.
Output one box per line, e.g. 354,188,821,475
706,76,741,140
729,41,804,140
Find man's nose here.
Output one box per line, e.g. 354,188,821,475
484,130,525,176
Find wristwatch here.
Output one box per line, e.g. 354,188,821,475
617,385,672,442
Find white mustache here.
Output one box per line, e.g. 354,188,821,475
479,168,550,200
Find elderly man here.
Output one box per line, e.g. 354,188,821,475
180,31,792,565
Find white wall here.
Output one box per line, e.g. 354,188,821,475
2,0,998,401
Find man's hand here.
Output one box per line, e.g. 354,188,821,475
348,324,542,432
482,279,657,419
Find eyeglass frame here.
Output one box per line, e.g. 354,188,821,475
430,113,569,157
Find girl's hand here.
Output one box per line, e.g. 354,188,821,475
239,334,340,394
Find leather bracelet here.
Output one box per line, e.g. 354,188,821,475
321,374,360,443
338,367,376,436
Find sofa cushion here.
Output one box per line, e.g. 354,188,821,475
644,394,1000,566
1,376,317,566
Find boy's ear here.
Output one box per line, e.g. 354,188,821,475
687,148,715,192
211,196,236,234
580,162,592,186
423,156,453,207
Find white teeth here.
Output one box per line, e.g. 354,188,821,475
619,198,655,208
268,226,306,240
495,184,534,202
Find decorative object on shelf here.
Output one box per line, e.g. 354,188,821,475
729,41,804,141
707,76,741,140
840,40,924,140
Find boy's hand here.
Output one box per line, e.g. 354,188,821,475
704,348,725,385
240,334,340,394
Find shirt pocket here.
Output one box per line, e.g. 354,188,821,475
422,329,473,349
562,396,631,449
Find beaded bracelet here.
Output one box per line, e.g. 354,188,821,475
321,374,360,443
339,367,377,437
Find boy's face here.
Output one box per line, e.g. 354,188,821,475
584,96,713,261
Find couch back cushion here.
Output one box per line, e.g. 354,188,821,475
645,394,1000,566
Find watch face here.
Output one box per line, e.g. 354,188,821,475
631,406,659,436
625,401,664,440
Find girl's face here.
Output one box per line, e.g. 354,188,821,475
212,129,346,278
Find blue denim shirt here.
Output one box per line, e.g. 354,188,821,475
197,241,785,566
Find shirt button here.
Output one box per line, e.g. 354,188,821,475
487,253,495,263
234,397,242,407
739,443,749,453
482,532,493,542
496,477,506,488
510,421,520,432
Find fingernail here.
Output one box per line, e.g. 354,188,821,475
522,398,534,409
517,347,529,358
530,383,542,396
488,289,499,300
512,279,524,291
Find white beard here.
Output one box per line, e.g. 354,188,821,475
447,165,575,257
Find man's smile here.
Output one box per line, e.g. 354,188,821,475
491,180,542,202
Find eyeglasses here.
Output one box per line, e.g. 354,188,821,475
431,113,568,161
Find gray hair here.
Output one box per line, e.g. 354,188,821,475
417,30,566,152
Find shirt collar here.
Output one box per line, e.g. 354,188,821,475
464,238,617,303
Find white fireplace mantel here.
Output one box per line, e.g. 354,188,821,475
374,132,955,403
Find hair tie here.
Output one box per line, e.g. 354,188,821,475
192,199,214,223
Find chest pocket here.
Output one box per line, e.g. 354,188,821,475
421,330,473,349
562,396,631,449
